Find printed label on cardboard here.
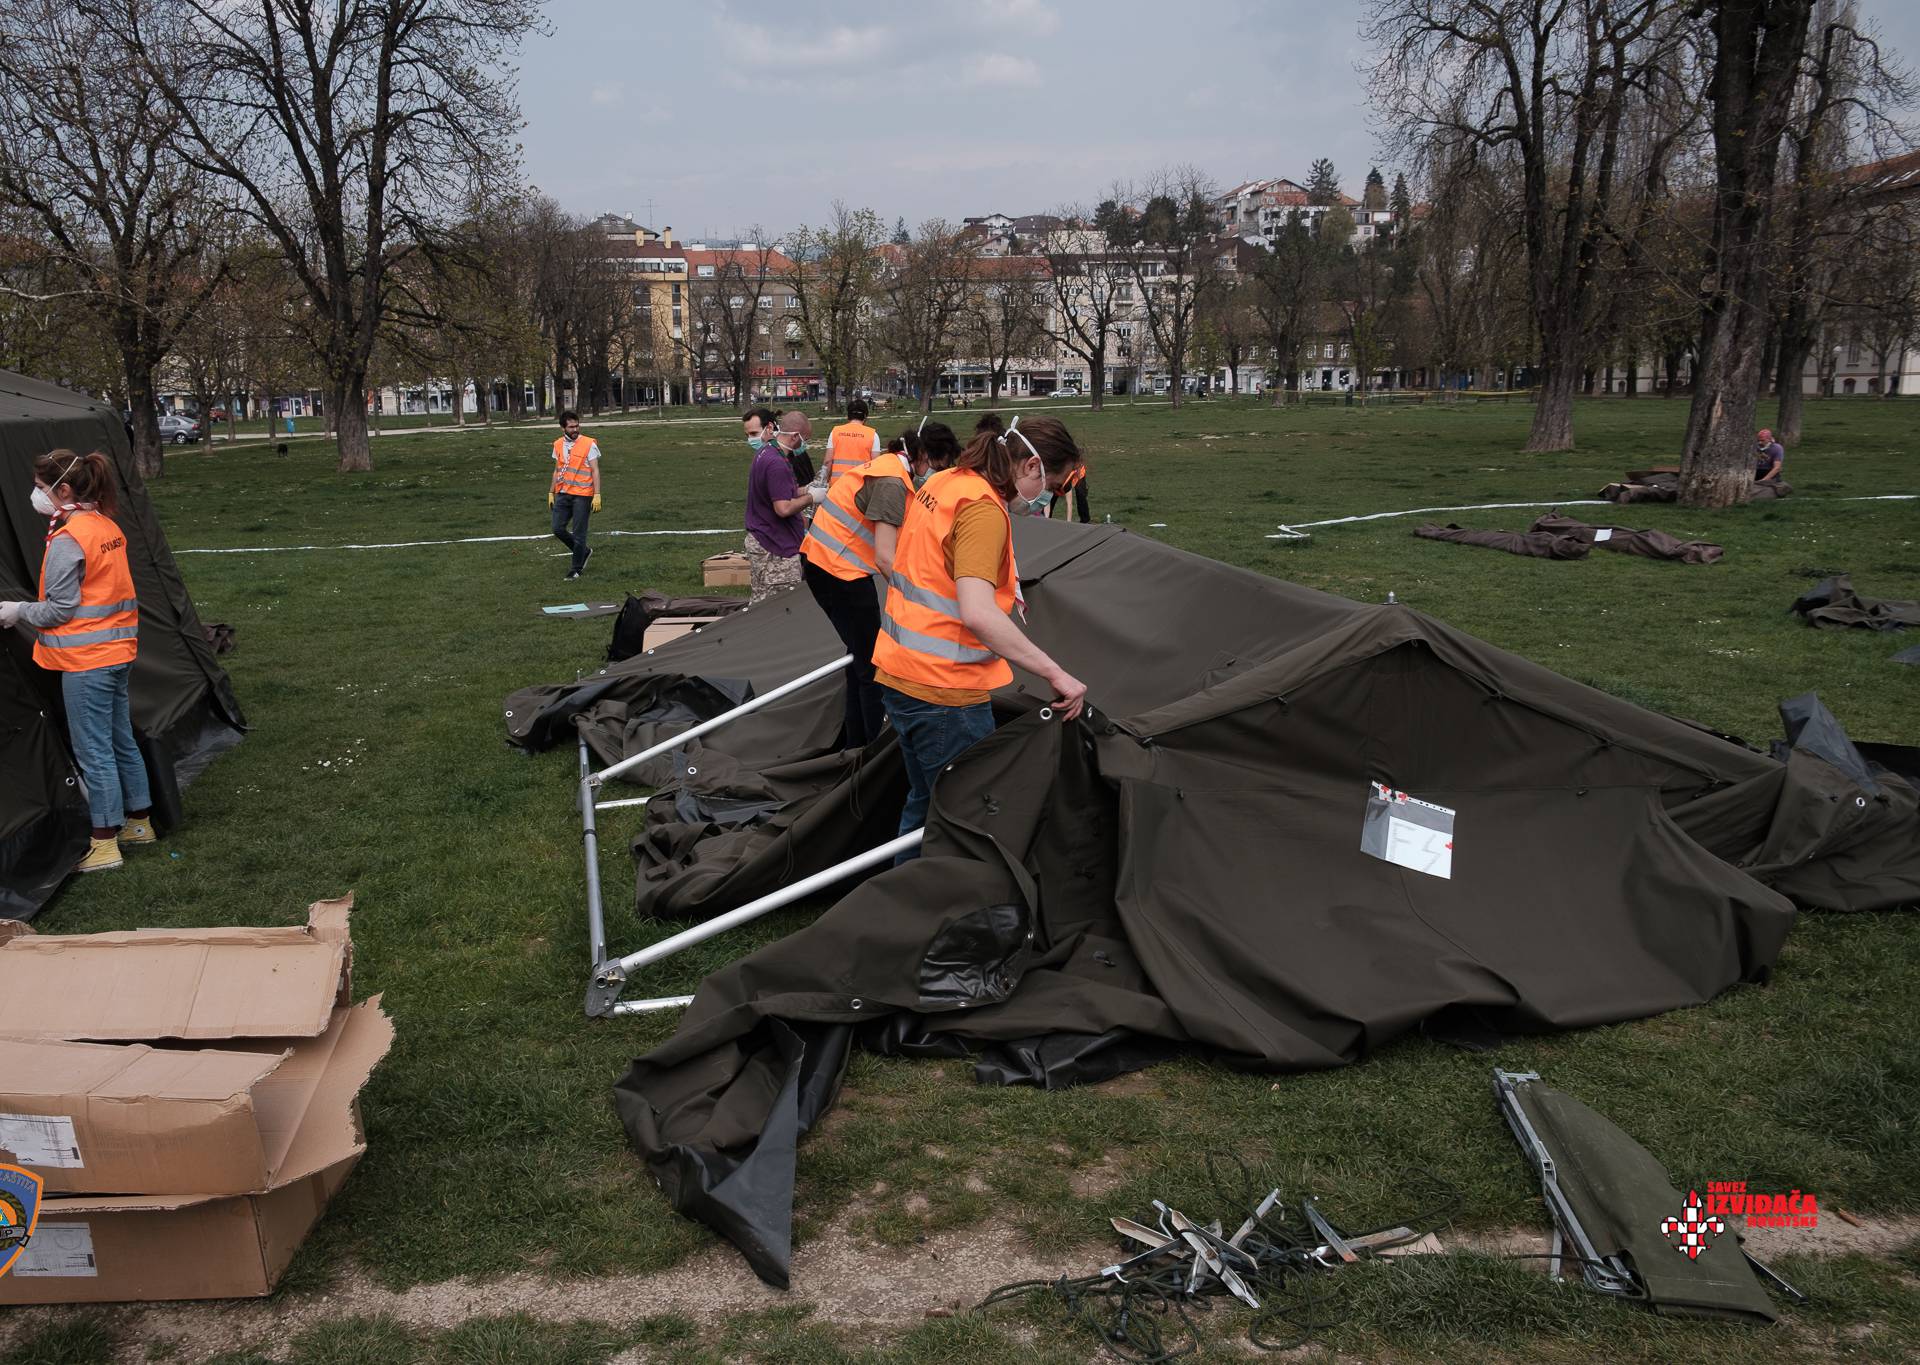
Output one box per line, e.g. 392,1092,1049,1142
0,1115,82,1169
1594,527,1614,542
1360,783,1456,880
11,1223,95,1277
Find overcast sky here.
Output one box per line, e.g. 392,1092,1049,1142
516,0,1920,240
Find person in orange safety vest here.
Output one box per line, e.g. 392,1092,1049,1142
871,415,1088,861
0,449,153,874
822,397,882,487
548,408,602,579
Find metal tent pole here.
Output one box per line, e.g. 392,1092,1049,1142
586,828,922,1015
580,738,608,968
588,653,852,796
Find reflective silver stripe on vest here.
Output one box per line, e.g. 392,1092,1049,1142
815,496,876,547
885,571,964,620
72,598,139,619
878,608,996,664
803,516,866,566
38,625,138,648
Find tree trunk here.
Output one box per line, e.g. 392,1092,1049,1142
1775,335,1809,443
1680,304,1770,507
1524,363,1579,451
336,372,373,472
1088,354,1106,412
123,362,164,480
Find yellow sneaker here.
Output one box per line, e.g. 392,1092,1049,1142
120,818,156,846
75,837,124,874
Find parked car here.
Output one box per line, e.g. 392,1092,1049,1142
157,413,202,444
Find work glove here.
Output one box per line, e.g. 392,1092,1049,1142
592,494,602,512
809,480,829,503
548,489,555,508
0,601,20,628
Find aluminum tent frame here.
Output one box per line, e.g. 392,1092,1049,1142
577,653,925,1016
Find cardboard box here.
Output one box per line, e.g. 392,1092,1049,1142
702,552,751,588
0,896,391,1304
640,616,711,652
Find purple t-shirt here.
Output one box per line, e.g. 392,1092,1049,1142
746,445,804,557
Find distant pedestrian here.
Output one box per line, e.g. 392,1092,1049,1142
0,450,154,874
823,397,881,487
548,409,601,580
1754,428,1785,482
742,408,819,602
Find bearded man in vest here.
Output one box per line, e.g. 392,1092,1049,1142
799,425,942,747
872,415,1088,862
0,449,154,873
548,408,602,580
822,397,882,488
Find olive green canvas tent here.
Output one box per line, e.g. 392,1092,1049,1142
0,370,244,919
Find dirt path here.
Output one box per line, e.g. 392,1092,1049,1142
3,1210,1913,1363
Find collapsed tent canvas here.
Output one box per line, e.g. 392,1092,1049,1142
505,519,1920,1288
0,370,245,918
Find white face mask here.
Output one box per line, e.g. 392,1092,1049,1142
31,486,57,516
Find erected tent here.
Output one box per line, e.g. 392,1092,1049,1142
0,370,244,919
506,518,1920,1288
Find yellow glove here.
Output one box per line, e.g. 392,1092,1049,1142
592,494,602,512
547,489,555,507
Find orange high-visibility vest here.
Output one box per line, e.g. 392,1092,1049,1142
551,435,597,495
1048,466,1087,521
872,468,1017,694
824,421,877,485
801,450,913,581
33,510,138,672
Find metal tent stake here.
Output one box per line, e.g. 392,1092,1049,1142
575,652,878,1017
586,829,922,1016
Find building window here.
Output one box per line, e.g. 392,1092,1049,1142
1117,325,1133,359
786,296,800,309
1324,343,1335,359
760,351,772,363
789,348,801,361
697,265,715,278
1848,334,1861,364
758,296,772,309
759,324,769,337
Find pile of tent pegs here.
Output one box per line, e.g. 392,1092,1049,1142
979,1176,1447,1362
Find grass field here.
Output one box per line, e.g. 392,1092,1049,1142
5,395,1918,1364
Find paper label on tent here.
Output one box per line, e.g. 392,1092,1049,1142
1361,783,1455,879
0,1113,82,1168
11,1223,96,1277
1594,528,1614,542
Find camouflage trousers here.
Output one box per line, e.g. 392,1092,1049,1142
746,533,802,605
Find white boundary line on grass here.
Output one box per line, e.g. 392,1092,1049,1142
176,528,738,554
1266,493,1918,539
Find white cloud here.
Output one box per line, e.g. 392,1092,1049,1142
727,19,893,68
975,0,1062,36
589,84,624,108
962,53,1042,89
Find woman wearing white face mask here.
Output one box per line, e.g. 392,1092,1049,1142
0,449,152,873
871,414,1089,862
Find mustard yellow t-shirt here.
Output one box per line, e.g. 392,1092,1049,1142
875,499,1009,706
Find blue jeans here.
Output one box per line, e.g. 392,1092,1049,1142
62,663,150,829
551,493,593,572
881,686,996,863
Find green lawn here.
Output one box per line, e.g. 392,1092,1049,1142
7,396,1918,1364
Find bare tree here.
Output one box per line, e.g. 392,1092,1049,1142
964,259,1050,402
784,204,885,410
1678,0,1819,506
1248,212,1328,405
1096,169,1221,407
1366,0,1687,450
687,234,778,405
1410,151,1529,394
1196,264,1261,395
1037,212,1130,410
0,0,232,477
112,0,541,472
878,220,979,412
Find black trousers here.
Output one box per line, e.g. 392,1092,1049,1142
551,492,592,572
802,558,885,747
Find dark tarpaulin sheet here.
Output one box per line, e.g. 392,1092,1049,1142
1789,574,1920,632
1600,473,1793,504
0,371,245,918
1527,513,1724,565
1414,523,1590,559
504,520,1920,1287
1510,1077,1777,1323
